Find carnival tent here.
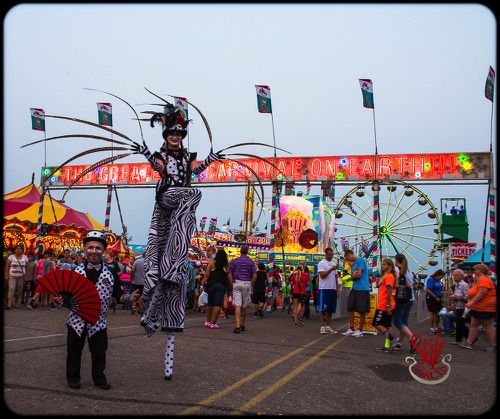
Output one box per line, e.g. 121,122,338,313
107,237,136,258
4,183,104,230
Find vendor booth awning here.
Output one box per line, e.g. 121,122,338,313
459,241,491,268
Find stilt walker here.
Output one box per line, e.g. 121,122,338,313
132,99,222,380
23,88,287,380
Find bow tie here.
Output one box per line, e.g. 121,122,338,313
86,263,102,271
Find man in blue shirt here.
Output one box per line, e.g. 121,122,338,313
341,249,370,338
228,245,256,334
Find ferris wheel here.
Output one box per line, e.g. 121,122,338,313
333,180,441,274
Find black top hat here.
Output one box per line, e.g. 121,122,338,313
150,103,190,140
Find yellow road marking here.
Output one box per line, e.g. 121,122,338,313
178,332,347,415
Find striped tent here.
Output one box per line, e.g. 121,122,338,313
4,183,104,230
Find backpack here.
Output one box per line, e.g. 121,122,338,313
395,272,412,303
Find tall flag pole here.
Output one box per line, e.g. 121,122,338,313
372,183,380,285
358,78,378,162
359,78,381,271
266,182,278,316
256,84,280,316
98,102,114,231
485,66,495,152
30,108,46,166
30,108,46,261
33,187,46,262
255,85,275,175
489,183,496,283
484,67,496,282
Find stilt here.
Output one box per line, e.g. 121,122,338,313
164,332,175,380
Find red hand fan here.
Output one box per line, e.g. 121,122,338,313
37,270,102,325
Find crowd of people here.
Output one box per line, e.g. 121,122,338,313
3,245,137,313
4,239,497,389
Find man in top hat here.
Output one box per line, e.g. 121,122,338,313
54,231,138,390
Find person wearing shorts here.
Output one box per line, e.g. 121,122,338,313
316,248,339,334
228,245,256,334
425,269,445,334
458,263,497,351
342,249,370,338
372,258,396,351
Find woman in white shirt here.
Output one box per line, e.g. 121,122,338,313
5,245,29,309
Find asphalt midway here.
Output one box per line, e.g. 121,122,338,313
3,304,497,416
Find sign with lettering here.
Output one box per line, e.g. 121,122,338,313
41,152,492,187
449,242,477,261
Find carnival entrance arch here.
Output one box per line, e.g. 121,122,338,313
41,149,494,278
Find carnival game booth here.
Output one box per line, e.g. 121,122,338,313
3,183,104,255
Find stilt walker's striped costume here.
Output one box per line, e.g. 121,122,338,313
133,104,222,380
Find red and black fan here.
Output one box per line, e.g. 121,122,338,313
37,270,102,325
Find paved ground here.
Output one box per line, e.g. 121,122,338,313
3,304,497,416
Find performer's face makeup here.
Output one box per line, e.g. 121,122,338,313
166,132,183,149
85,241,104,263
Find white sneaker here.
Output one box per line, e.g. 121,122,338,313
352,329,363,338
320,326,327,334
342,329,355,336
326,327,338,334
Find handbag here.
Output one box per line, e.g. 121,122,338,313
395,273,412,303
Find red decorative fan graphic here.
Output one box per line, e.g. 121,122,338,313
37,270,102,325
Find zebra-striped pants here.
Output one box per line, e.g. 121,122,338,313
141,187,202,337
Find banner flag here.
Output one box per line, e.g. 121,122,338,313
209,217,217,234
485,66,495,102
200,216,207,230
255,85,272,113
97,102,113,126
174,96,189,119
358,79,374,109
30,108,45,131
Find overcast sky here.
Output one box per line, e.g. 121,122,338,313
3,3,496,267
